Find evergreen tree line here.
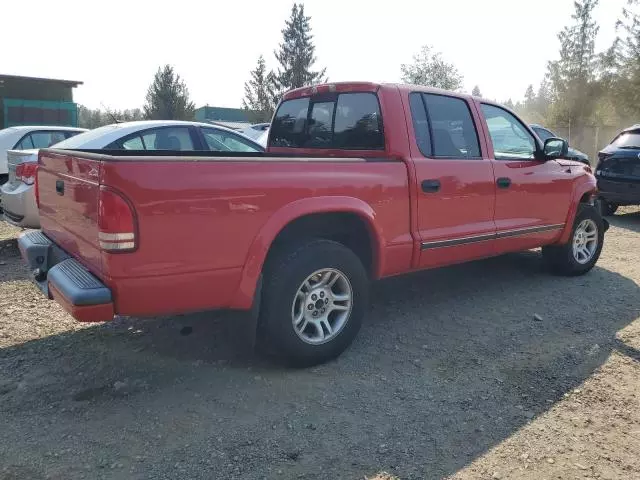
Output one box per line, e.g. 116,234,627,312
501,0,640,132
79,0,638,157
399,0,639,160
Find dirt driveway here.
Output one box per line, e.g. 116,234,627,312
1,212,640,480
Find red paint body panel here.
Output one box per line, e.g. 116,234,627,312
34,82,599,323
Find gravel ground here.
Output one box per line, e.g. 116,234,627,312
1,212,639,480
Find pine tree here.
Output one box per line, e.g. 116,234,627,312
273,3,326,96
504,99,516,110
401,45,464,91
242,55,277,123
614,0,640,121
546,0,600,125
471,85,482,97
524,85,536,106
535,80,553,120
143,65,195,120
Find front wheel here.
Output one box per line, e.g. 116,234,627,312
542,204,604,276
258,239,369,367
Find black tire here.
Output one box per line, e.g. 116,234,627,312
598,199,618,216
0,174,7,186
258,239,369,367
542,204,605,276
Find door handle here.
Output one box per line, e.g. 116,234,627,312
421,179,441,193
55,180,64,195
496,177,511,189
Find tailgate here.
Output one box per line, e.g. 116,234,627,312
37,149,103,276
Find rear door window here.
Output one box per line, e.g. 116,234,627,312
142,127,194,150
121,136,144,150
270,92,384,150
110,127,195,150
409,93,480,158
15,135,34,149
201,128,262,152
14,130,68,149
30,131,68,148
64,130,82,139
424,94,480,158
409,93,431,156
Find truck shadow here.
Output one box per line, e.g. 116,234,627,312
0,251,639,479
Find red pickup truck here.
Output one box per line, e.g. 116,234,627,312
18,82,606,366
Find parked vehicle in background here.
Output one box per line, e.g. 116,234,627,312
239,123,270,140
256,128,269,147
530,124,590,165
18,82,604,366
0,126,86,186
595,124,640,216
2,120,263,228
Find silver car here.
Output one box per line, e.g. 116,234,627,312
1,149,42,227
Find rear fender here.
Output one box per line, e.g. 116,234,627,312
229,196,384,309
558,177,598,244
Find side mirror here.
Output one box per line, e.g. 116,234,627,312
543,137,569,159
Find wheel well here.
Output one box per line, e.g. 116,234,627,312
265,212,376,277
579,192,593,204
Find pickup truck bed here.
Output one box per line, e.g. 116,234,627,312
32,148,412,317
19,82,606,366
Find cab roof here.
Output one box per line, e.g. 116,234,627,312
282,81,480,104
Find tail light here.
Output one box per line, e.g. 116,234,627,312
15,163,38,185
98,186,137,252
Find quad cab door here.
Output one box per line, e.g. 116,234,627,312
406,92,497,269
477,103,576,253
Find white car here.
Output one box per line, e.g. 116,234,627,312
238,123,270,140
0,126,87,184
1,120,263,228
256,128,269,147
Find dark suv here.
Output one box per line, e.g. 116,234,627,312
595,124,640,215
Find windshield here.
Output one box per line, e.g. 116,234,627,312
51,124,120,149
612,132,640,149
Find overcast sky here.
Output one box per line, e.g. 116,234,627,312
2,0,628,111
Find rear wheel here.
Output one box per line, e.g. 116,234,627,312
542,204,604,276
258,239,369,367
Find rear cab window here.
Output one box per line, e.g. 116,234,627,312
270,92,384,150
